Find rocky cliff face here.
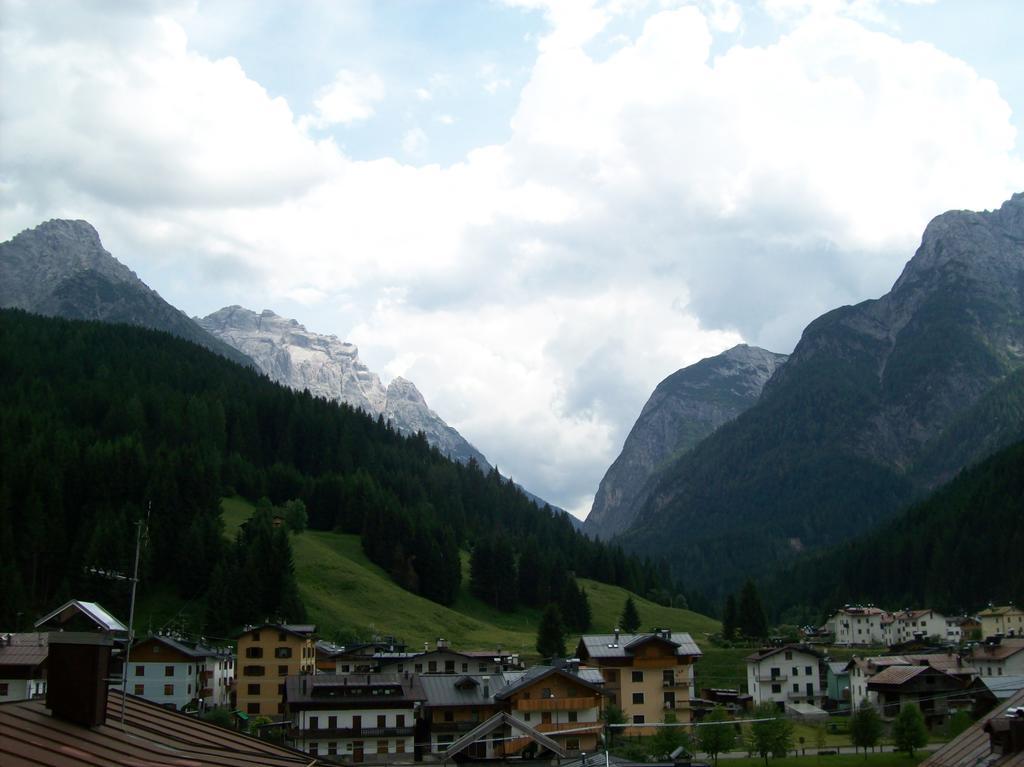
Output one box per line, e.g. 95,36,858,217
620,192,1024,597
0,220,252,367
584,344,786,540
198,306,488,467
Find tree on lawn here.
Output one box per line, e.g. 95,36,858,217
722,594,738,641
892,704,928,758
620,595,641,633
738,580,768,639
698,706,737,766
749,703,793,767
536,603,567,659
649,712,688,759
850,702,883,758
603,702,626,747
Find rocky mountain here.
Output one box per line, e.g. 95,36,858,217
619,192,1024,598
0,219,251,367
584,344,787,540
198,306,491,466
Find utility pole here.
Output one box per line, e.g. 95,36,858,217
120,513,145,725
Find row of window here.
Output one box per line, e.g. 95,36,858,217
307,714,408,729
133,683,191,696
247,682,287,696
308,739,408,756
245,646,294,659
241,664,292,676
246,701,286,714
365,661,503,674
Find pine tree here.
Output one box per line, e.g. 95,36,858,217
620,595,641,633
891,704,928,757
722,594,738,640
536,603,567,659
738,580,768,639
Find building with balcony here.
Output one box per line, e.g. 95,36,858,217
376,639,522,676
0,632,48,702
971,638,1024,679
746,645,825,710
236,623,317,719
883,609,951,647
124,634,234,711
285,672,425,762
418,673,504,758
979,606,1024,639
866,664,970,725
575,629,701,733
826,606,890,646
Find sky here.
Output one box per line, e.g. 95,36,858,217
2,0,1023,519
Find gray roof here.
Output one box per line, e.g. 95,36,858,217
419,673,520,707
493,665,605,700
982,677,1024,700
34,600,127,633
828,662,850,676
285,673,425,707
577,668,605,685
578,632,701,659
135,634,231,659
0,633,48,669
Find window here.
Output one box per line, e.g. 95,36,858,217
328,716,337,729
805,666,812,675
632,715,645,725
164,684,174,696
567,739,580,751
310,716,319,729
396,714,405,727
243,665,265,676
187,665,192,675
771,684,782,694
341,664,350,672
134,684,144,695
278,631,287,641
309,744,319,756
428,661,437,672
445,661,455,673
396,740,406,754
327,743,338,756
784,651,792,660
543,688,553,699
792,667,798,676
806,683,814,695
792,684,799,693
479,663,487,672
278,683,285,695
164,666,174,677
245,647,263,658
770,667,780,679
568,711,578,722
135,665,144,676
462,663,468,672
377,740,388,754
247,702,260,714
444,711,454,722
631,671,643,683
248,683,260,695
252,631,261,641
275,647,292,659
378,715,387,728
278,665,288,675
524,712,531,722
632,692,644,704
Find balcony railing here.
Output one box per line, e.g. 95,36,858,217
291,726,415,738
757,674,787,683
432,720,480,733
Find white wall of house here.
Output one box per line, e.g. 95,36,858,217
197,654,234,709
125,661,199,711
747,650,823,708
886,611,949,646
829,610,888,646
847,664,879,710
294,706,418,761
0,677,46,701
972,653,1024,678
509,705,600,728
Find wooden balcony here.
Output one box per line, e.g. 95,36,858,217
535,722,602,735
515,697,597,712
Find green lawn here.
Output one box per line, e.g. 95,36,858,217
220,497,720,655
702,754,925,766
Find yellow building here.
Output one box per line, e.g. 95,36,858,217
236,623,317,718
576,629,701,734
978,606,1024,639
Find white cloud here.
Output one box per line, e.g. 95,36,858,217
1,1,1021,517
437,114,456,125
415,87,432,102
302,69,384,128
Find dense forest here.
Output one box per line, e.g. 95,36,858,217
765,438,1024,623
0,310,680,631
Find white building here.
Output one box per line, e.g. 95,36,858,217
827,606,890,646
0,633,47,702
124,635,234,711
970,639,1024,679
746,645,825,709
884,609,950,647
285,673,425,761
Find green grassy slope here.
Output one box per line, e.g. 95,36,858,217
221,497,719,656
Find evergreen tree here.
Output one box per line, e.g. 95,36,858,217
536,603,567,659
849,702,883,757
722,594,738,640
620,595,641,633
891,704,928,757
738,580,768,639
698,707,736,766
750,703,793,766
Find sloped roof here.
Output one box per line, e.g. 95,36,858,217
34,600,127,633
418,673,515,708
493,666,604,700
236,623,316,639
867,665,930,686
135,635,230,660
972,639,1024,661
920,689,1024,767
284,673,425,706
745,644,824,663
979,606,1023,617
982,677,1024,700
0,634,48,670
0,690,324,766
578,632,701,659
444,711,567,759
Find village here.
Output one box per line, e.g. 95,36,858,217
2,598,1023,766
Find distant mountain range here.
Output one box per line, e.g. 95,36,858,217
584,344,787,540
0,219,251,367
0,219,568,520
606,192,1024,599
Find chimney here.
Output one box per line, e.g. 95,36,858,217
483,676,490,698
46,632,114,727
437,638,448,650
614,627,620,644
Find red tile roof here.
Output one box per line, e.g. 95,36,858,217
0,690,324,766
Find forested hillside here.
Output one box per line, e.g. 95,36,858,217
0,310,678,631
767,438,1024,622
